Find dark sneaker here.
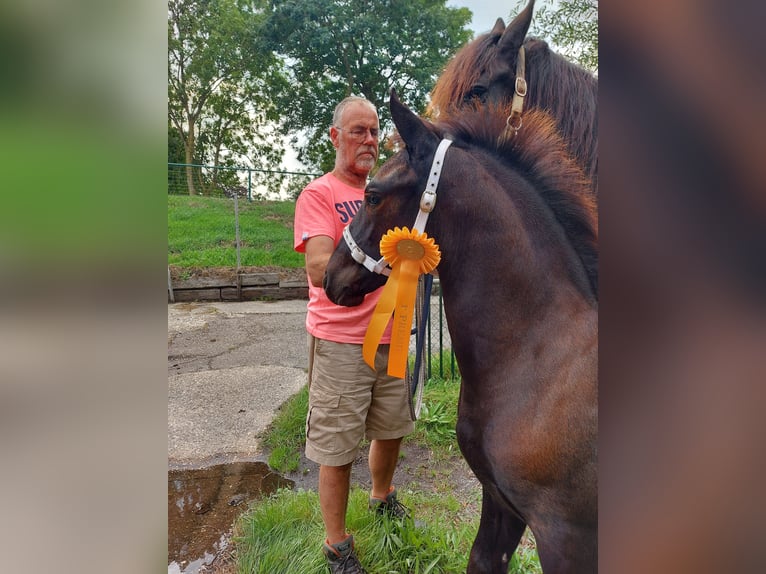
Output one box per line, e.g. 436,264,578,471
322,535,367,574
369,487,411,520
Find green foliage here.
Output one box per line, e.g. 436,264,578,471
262,0,473,170
417,399,457,444
168,0,289,193
409,377,459,452
510,535,544,574
515,0,598,72
167,195,304,268
168,123,185,164
235,488,480,573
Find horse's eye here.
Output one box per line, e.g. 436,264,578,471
465,85,487,101
366,193,381,206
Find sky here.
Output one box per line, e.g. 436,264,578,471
447,0,519,35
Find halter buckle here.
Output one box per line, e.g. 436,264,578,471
349,244,367,265
420,189,437,213
515,77,527,98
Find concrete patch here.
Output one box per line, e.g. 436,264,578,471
168,365,306,464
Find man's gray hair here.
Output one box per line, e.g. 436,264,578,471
332,96,377,127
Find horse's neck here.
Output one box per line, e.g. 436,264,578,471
438,253,596,402
435,201,549,323
433,190,593,362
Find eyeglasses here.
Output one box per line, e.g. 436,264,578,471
335,126,380,142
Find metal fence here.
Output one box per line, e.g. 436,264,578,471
168,162,318,201
421,285,458,381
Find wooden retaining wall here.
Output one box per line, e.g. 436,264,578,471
168,272,308,302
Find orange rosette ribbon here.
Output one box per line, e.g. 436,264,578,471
363,227,441,378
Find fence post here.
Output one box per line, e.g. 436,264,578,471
167,266,175,303
438,291,444,378
234,191,241,271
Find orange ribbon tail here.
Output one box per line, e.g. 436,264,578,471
362,227,441,378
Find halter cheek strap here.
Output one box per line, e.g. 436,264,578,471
499,46,527,146
343,138,453,275
413,138,453,233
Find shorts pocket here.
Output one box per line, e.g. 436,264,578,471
305,394,342,453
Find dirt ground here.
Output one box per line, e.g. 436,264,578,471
286,442,482,515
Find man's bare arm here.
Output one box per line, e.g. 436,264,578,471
304,235,335,288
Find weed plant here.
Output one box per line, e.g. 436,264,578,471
407,377,459,456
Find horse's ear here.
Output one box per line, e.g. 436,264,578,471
389,89,437,161
491,17,505,35
498,0,534,57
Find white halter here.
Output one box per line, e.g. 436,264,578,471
343,138,453,275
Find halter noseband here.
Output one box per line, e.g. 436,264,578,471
343,138,453,275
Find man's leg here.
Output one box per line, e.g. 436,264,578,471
319,462,353,544
368,437,402,500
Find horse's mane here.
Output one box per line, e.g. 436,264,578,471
435,105,599,300
428,33,599,189
524,39,598,185
428,30,499,116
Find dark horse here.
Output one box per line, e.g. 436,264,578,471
324,91,598,573
429,0,598,196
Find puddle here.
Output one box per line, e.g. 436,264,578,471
168,461,294,573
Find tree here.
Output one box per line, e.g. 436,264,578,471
515,0,598,72
168,0,288,195
168,122,186,165
263,0,473,171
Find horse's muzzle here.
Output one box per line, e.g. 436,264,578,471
323,272,365,307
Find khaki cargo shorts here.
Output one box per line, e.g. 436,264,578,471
305,334,414,466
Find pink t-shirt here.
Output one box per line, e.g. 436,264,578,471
293,173,391,344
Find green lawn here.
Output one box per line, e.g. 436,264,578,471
167,195,304,268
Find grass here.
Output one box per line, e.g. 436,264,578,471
261,383,309,473
245,367,542,574
167,194,304,268
235,488,480,574
407,377,459,456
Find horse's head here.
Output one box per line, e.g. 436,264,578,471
324,90,443,307
429,0,535,114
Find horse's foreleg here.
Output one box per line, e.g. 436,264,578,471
466,488,526,574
